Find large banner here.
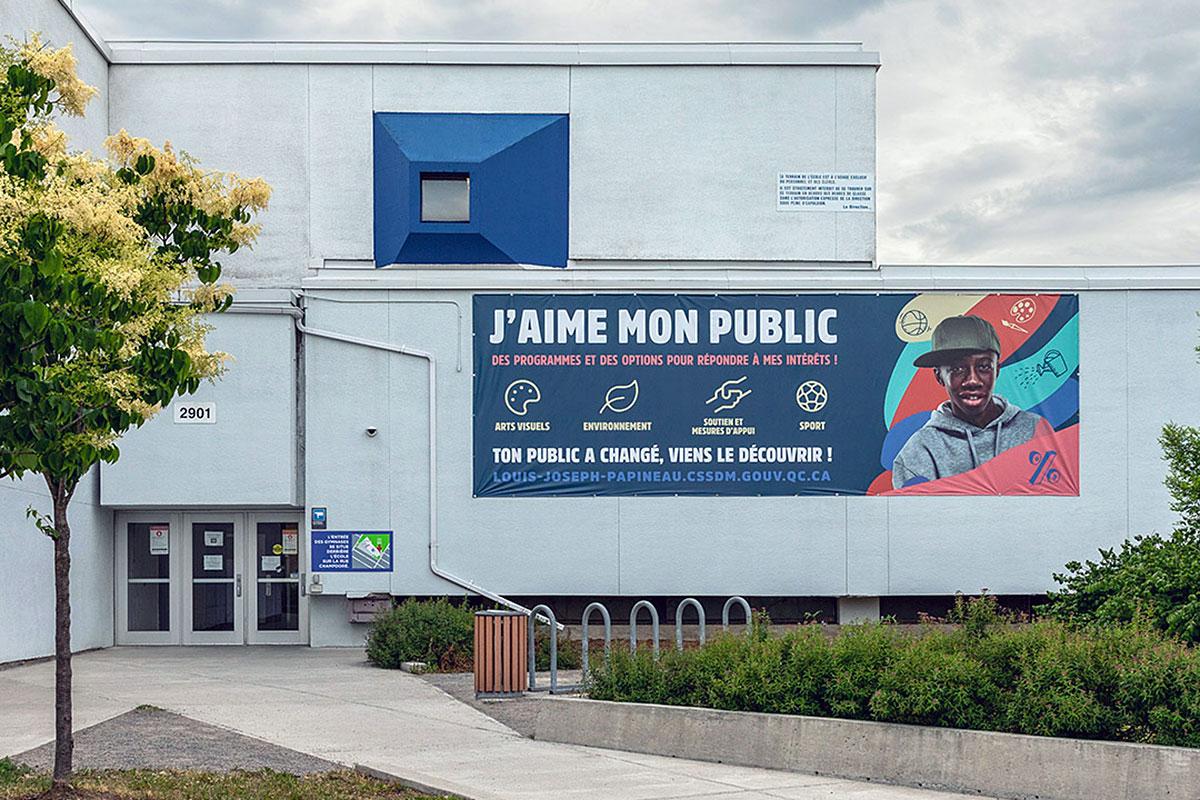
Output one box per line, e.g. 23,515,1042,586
473,294,1079,497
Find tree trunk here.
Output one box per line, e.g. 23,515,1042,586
50,483,73,785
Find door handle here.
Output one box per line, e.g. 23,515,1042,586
235,573,242,598
300,572,307,597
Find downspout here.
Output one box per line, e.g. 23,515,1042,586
295,319,557,626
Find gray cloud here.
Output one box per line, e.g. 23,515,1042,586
69,0,1200,263
708,0,886,38
857,0,1200,261
74,0,883,40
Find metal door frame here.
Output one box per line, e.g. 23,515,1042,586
181,512,245,645
114,511,182,645
246,512,308,645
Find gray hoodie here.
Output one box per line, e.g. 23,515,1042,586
891,398,1044,489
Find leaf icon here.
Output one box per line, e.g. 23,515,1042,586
600,379,639,414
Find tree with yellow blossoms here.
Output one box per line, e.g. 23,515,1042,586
0,34,270,784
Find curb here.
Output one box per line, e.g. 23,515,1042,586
531,696,1200,800
354,763,475,799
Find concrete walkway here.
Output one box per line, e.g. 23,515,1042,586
0,648,994,800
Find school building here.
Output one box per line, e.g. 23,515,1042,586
2,0,1197,662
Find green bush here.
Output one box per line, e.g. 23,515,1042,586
1043,423,1200,642
587,597,1200,747
825,622,899,719
1044,529,1200,642
366,601,586,674
870,636,998,730
534,626,583,671
999,623,1119,739
365,598,474,670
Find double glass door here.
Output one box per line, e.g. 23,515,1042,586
116,512,307,645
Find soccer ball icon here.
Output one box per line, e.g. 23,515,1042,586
899,309,929,336
795,380,828,413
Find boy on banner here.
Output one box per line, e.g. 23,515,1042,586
892,316,1047,488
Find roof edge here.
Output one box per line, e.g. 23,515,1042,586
56,0,113,63
299,263,1200,292
102,41,880,67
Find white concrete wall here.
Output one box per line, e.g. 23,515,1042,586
302,288,1191,603
100,309,299,508
107,61,876,286
0,0,115,665
108,64,310,287
0,470,113,663
310,595,371,648
569,66,875,263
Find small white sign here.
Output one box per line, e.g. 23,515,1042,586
204,530,224,547
777,172,874,212
261,555,281,572
281,528,298,555
149,524,169,555
174,402,216,424
202,554,223,571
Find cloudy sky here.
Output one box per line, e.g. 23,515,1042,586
72,0,1200,265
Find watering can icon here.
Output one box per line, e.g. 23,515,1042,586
1036,349,1068,378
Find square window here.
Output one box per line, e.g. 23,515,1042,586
420,172,470,223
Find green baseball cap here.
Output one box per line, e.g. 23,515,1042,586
913,315,1001,367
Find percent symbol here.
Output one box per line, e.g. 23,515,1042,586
1028,450,1060,485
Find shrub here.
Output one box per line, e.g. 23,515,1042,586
534,626,583,671
1043,423,1200,642
586,596,1200,746
825,622,899,719
587,645,670,704
869,638,998,730
772,627,836,716
704,634,788,712
365,598,474,670
1044,529,1200,643
999,623,1121,738
1110,630,1200,746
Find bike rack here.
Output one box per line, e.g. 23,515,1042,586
581,601,612,680
519,595,750,694
722,596,752,631
629,600,660,656
527,604,559,693
675,598,706,651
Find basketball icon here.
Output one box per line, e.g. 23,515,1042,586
899,309,929,336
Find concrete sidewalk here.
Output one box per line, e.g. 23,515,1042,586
1,648,994,800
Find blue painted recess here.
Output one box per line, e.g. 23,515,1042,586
373,112,569,268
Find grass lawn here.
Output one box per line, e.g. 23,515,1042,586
0,760,454,800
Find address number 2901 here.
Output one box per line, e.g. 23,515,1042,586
174,402,216,424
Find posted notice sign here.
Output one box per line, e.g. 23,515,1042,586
311,531,393,572
777,172,874,212
149,524,169,555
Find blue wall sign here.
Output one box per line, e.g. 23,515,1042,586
312,531,394,572
473,294,1081,497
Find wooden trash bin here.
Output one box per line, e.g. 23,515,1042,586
474,610,528,697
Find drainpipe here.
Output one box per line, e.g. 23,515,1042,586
295,319,558,627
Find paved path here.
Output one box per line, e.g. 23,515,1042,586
15,707,337,774
0,648,994,800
